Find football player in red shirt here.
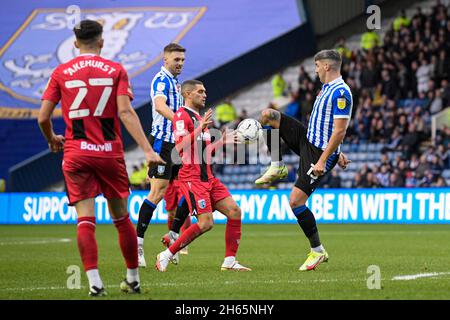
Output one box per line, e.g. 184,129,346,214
155,80,251,272
38,20,164,296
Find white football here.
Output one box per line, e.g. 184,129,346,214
236,118,262,144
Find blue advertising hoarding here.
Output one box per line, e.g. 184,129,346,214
1,188,449,224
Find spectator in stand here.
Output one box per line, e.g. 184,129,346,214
215,99,237,128
361,28,381,51
400,123,420,159
335,37,352,64
271,72,286,98
415,154,430,180
352,172,364,188
389,171,405,187
430,88,444,114
393,10,411,32
376,164,391,187
416,59,432,93
381,69,399,100
434,177,448,187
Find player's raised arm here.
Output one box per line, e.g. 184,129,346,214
117,95,165,167
173,108,212,153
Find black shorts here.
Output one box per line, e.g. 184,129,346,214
148,135,181,180
279,113,339,196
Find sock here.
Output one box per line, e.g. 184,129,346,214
223,256,236,267
77,217,98,272
114,214,138,269
263,125,282,163
126,268,140,284
137,237,144,247
86,269,103,289
136,199,156,238
168,223,202,255
167,215,174,231
171,197,190,233
180,215,192,234
292,205,321,248
312,244,325,253
169,230,179,240
225,218,241,257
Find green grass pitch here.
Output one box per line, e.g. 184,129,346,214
1,224,450,300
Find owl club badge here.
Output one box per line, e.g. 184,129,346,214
157,165,166,175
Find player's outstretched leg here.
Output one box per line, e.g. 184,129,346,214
161,197,190,263
156,213,212,272
290,187,328,271
214,196,251,271
136,179,168,268
75,199,106,297
255,108,288,185
109,199,141,293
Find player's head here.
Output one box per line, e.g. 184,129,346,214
314,49,342,83
181,80,206,109
73,20,103,53
163,43,186,77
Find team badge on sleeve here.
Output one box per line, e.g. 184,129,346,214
337,98,346,109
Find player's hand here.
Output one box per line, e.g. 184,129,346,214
312,160,326,177
145,150,166,169
48,134,65,153
200,109,213,129
222,130,240,144
338,152,351,170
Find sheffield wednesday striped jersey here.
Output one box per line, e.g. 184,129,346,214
150,66,183,143
307,76,352,155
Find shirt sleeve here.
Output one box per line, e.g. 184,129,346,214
332,87,352,119
152,76,170,101
41,68,61,103
117,66,134,101
173,111,191,144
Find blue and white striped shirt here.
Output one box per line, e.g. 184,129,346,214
150,66,183,143
307,76,352,157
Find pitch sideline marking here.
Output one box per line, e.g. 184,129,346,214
0,238,72,246
4,273,450,292
392,272,450,281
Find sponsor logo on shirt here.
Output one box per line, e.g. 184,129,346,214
80,141,112,152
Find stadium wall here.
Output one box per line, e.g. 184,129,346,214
1,188,449,225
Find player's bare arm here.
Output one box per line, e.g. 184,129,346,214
38,100,65,152
117,95,165,167
260,108,281,128
312,118,348,176
154,96,175,121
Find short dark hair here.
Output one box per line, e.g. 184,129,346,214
314,49,342,71
181,79,203,96
73,20,103,44
164,43,186,54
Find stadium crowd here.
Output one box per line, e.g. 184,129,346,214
278,1,450,188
